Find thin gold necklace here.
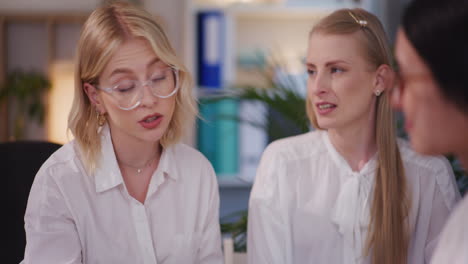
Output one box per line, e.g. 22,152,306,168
118,154,158,174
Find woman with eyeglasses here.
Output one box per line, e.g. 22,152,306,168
22,2,223,264
247,8,460,264
392,0,468,263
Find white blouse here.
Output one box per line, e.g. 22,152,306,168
430,195,468,264
248,130,460,264
23,126,223,264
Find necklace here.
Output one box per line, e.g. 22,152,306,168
118,153,159,174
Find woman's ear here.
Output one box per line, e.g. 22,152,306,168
84,83,106,113
374,64,395,95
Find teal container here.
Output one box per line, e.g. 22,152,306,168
197,98,239,175
215,98,239,175
197,100,217,166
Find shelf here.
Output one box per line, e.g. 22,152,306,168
197,87,239,98
218,176,253,188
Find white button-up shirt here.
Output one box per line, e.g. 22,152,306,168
248,130,460,264
431,195,468,264
23,127,223,264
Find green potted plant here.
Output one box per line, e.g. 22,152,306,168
0,70,51,140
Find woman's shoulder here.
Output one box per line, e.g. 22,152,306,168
397,138,452,173
447,195,468,228
263,130,325,161
431,195,468,263
169,142,212,167
398,138,460,209
167,143,218,185
32,140,85,192
37,141,79,172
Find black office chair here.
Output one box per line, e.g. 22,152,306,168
2,141,62,264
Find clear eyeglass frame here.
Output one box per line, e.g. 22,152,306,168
95,66,180,111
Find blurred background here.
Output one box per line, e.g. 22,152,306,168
5,0,455,260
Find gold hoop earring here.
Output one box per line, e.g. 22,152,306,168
96,110,106,127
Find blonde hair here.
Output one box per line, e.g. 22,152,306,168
307,8,410,264
68,1,197,173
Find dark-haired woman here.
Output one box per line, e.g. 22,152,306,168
392,0,468,263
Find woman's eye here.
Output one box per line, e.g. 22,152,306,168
307,69,316,76
150,71,168,83
151,76,166,83
115,82,135,92
331,67,344,74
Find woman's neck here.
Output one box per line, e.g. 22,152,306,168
108,127,161,204
109,128,161,169
328,124,377,172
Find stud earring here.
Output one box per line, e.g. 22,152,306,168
375,90,382,96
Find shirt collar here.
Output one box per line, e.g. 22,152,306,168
138,142,179,198
323,129,376,263
94,125,179,193
321,130,378,175
156,143,179,181
94,125,124,193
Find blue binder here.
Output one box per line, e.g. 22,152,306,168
197,10,224,89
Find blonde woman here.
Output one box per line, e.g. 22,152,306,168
23,2,223,263
247,8,460,264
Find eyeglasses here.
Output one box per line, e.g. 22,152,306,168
95,67,179,110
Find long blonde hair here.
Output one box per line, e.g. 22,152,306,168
68,1,197,173
307,8,410,264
